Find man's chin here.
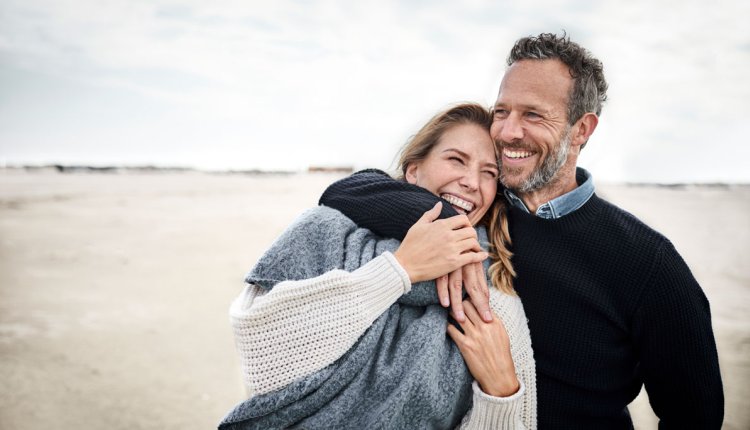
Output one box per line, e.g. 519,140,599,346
499,172,529,193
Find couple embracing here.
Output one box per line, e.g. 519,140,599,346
221,33,723,429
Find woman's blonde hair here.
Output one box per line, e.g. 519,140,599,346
396,103,516,295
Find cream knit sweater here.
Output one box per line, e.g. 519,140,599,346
230,251,536,429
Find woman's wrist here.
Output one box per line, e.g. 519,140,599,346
392,248,417,283
479,373,520,397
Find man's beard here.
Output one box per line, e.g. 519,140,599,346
500,126,572,193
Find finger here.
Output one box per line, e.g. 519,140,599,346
417,202,443,224
454,236,483,253
458,251,489,267
448,269,465,322
440,214,473,230
436,274,450,307
463,263,493,322
449,306,474,331
446,323,465,346
450,226,479,242
462,299,484,326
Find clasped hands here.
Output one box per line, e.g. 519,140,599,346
393,202,519,397
392,201,493,323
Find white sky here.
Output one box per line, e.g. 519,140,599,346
1,0,749,182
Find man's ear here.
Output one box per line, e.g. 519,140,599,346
571,112,599,148
405,163,419,185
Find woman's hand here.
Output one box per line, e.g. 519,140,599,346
436,263,493,323
446,300,520,397
393,202,488,283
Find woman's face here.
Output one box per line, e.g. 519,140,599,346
405,123,498,225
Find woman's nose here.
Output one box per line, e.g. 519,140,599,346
459,169,480,191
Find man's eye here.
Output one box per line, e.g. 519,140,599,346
526,112,542,119
493,109,509,118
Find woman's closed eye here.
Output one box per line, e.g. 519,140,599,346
448,156,466,165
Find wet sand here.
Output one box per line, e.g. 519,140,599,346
1,171,747,429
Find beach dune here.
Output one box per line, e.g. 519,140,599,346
0,171,747,429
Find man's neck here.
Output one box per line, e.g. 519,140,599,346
518,167,579,214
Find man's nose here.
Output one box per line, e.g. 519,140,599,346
496,113,524,142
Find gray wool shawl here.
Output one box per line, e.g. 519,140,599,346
219,206,489,429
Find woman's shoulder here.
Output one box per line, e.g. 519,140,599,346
288,205,358,232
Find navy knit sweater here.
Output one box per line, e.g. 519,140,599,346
320,169,724,429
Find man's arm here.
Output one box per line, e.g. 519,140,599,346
320,169,495,323
633,240,724,429
320,169,455,240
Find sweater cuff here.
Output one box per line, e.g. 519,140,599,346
379,251,412,294
342,252,413,317
464,380,525,428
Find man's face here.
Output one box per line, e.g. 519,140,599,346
490,59,574,193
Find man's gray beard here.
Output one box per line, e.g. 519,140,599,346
501,127,572,193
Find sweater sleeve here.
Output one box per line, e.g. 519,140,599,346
458,381,527,429
319,169,457,240
230,252,411,397
632,240,724,429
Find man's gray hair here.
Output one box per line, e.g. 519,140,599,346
508,32,608,128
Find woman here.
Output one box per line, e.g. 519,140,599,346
220,104,535,429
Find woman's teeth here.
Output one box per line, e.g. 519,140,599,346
441,194,474,213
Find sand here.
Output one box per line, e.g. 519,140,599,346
0,170,747,429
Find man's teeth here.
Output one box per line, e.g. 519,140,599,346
441,194,474,213
504,149,533,159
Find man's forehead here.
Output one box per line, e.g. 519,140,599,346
496,59,572,107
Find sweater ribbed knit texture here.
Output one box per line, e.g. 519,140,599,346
321,169,724,429
230,253,411,396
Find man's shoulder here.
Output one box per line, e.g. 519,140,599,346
590,194,671,250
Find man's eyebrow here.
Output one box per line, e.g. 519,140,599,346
494,102,545,112
442,148,498,170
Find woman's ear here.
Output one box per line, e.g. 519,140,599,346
405,163,419,185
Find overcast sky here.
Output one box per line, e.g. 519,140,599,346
1,0,748,182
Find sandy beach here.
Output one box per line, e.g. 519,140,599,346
1,170,747,429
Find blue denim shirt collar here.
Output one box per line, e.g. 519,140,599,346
503,167,595,219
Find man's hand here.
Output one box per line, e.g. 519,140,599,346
436,263,492,323
394,202,488,283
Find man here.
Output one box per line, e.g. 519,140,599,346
320,33,724,428
489,33,724,428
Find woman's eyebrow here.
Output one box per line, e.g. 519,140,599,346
484,161,500,170
440,147,469,157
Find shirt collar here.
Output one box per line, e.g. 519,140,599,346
503,167,595,219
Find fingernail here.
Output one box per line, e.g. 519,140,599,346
440,296,449,307
483,311,492,321
457,311,465,321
